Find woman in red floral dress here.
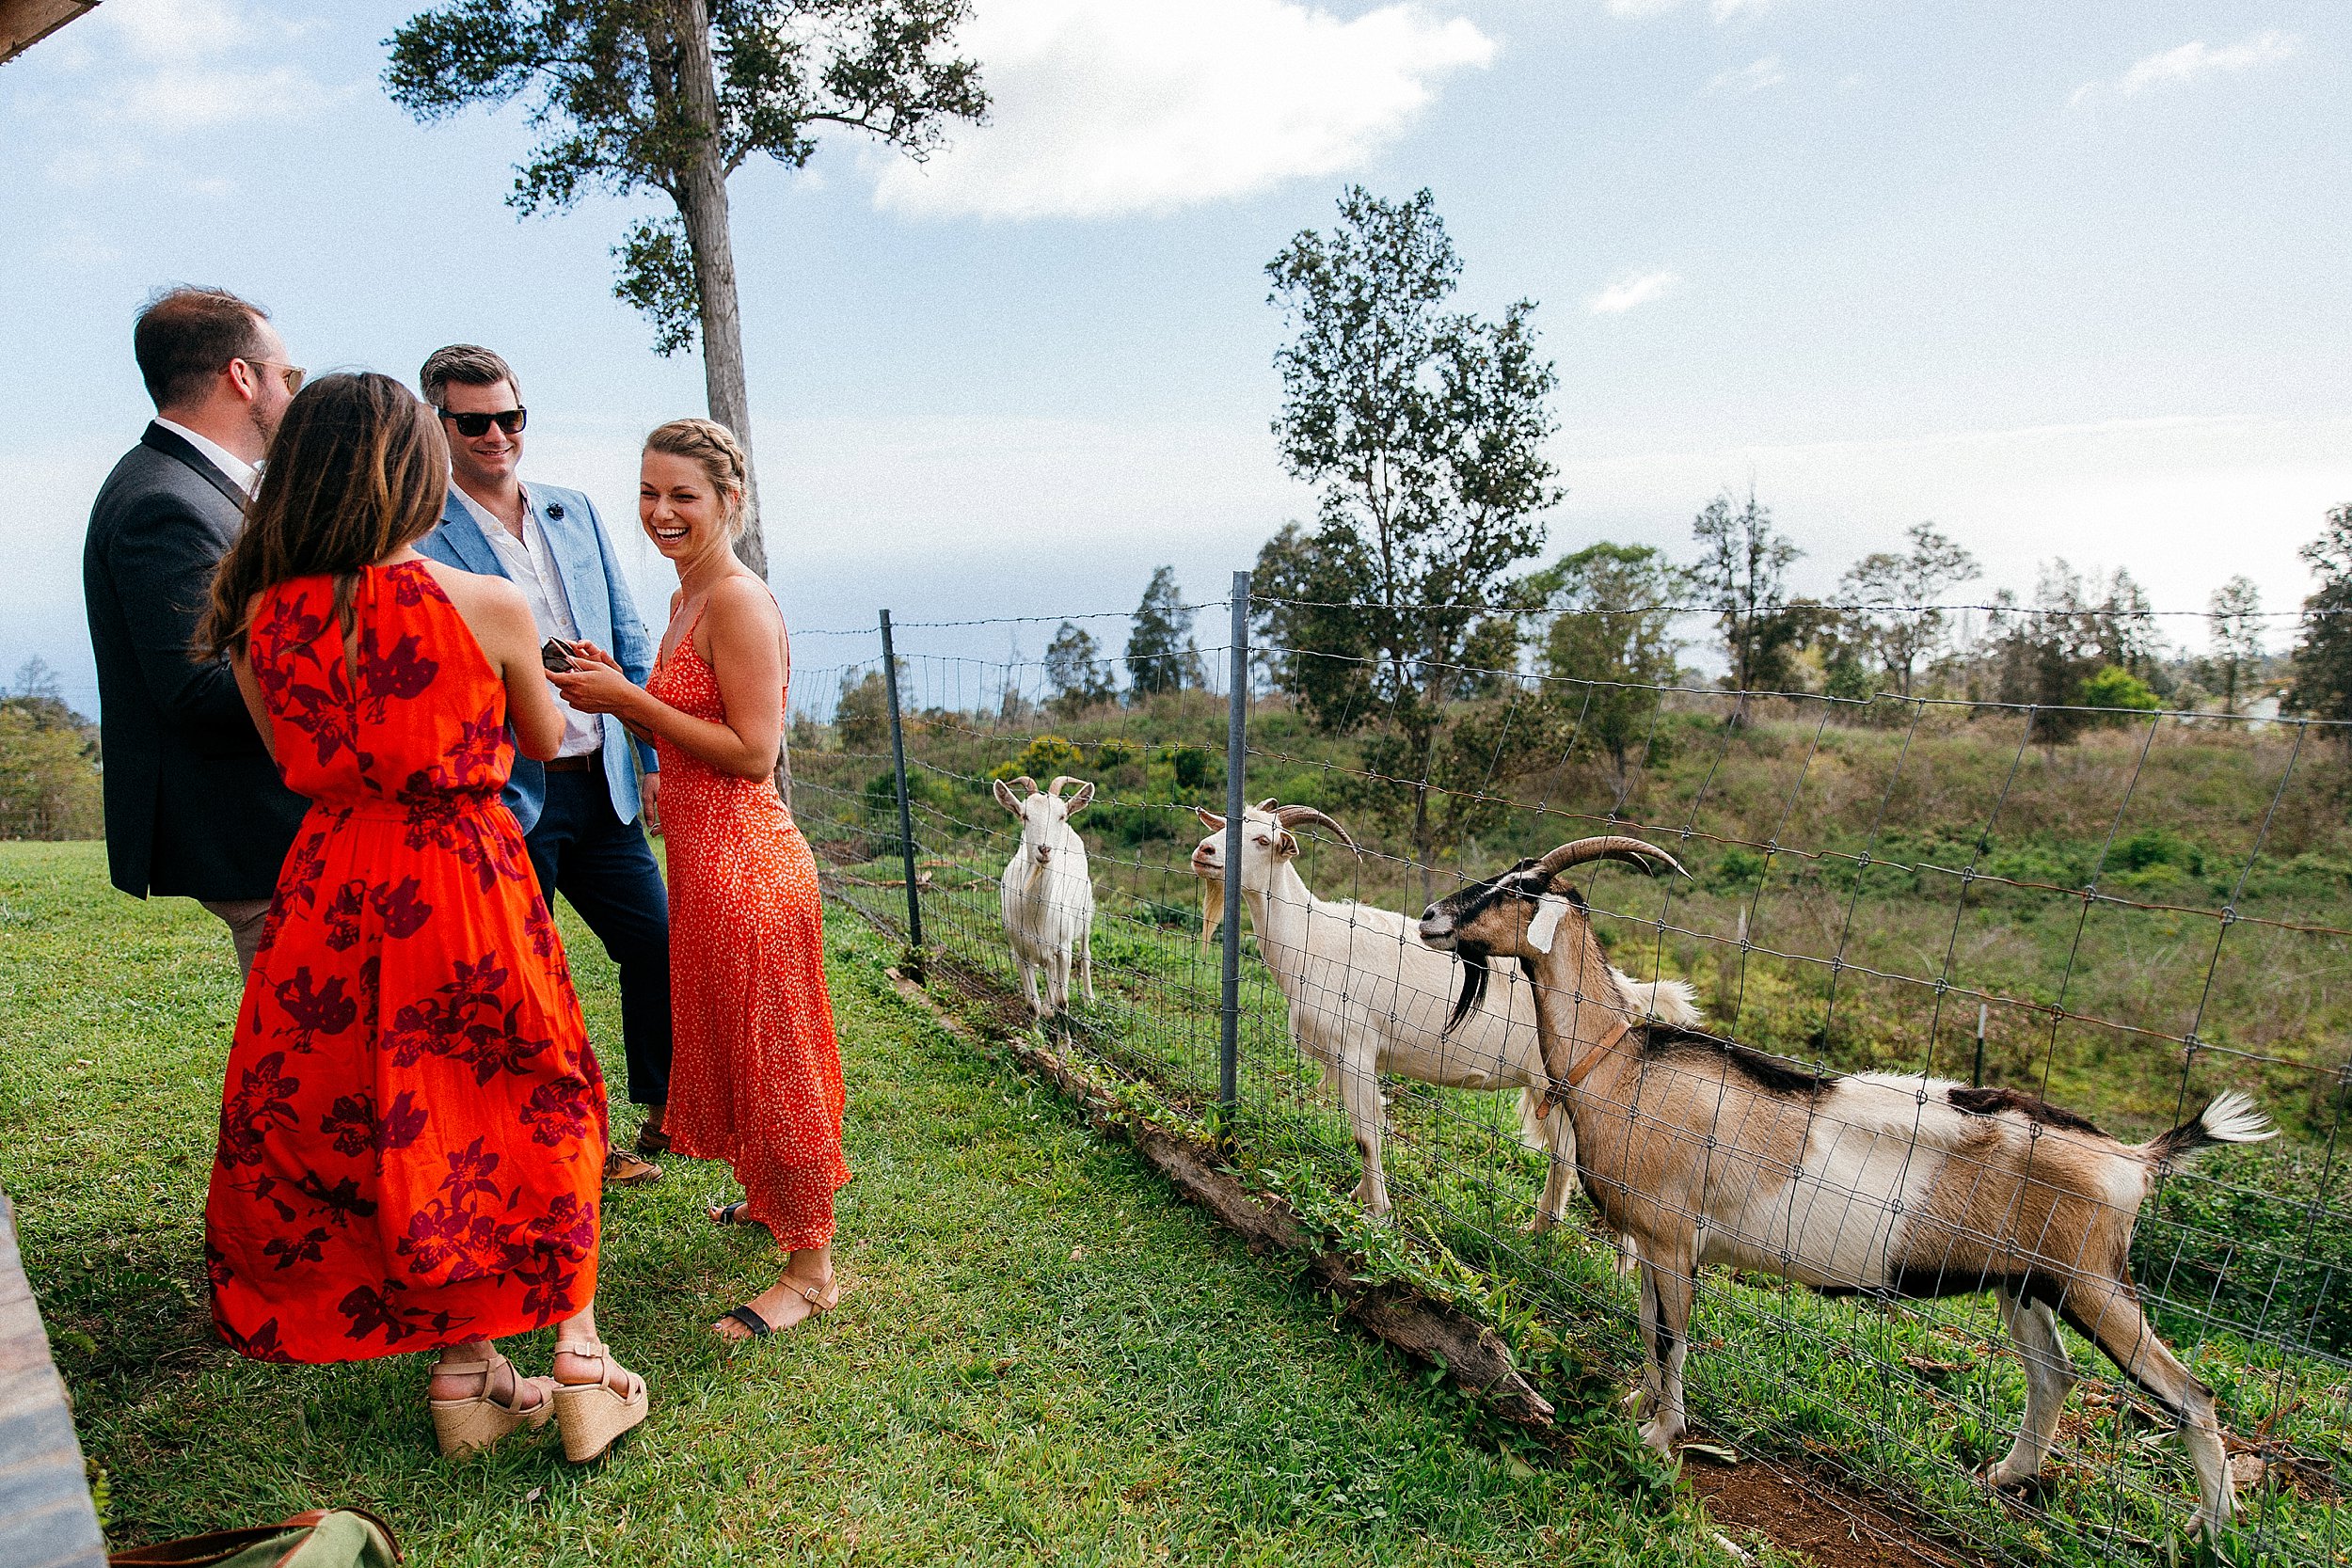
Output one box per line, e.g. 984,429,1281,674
197,372,647,1462
554,418,850,1341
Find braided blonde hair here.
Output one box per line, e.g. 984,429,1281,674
644,417,750,538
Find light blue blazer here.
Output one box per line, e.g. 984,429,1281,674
416,483,660,833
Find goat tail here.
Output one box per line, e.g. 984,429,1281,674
2143,1089,2278,1172
1516,1087,1549,1152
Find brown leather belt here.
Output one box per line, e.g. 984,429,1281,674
544,751,602,773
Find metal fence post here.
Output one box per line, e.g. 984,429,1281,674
879,609,925,977
1218,571,1250,1120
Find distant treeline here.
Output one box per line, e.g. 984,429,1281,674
0,657,102,841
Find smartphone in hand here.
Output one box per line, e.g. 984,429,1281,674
540,637,580,673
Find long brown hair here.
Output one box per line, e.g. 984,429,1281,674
198,372,449,658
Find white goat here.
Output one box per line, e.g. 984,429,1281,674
1420,835,2278,1542
994,774,1097,1021
1190,800,1696,1241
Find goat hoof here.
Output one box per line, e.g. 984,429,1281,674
1985,1468,2045,1506
1638,1418,1684,1457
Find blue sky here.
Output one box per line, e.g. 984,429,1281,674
4,0,2347,710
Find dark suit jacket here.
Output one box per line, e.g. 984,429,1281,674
82,423,307,901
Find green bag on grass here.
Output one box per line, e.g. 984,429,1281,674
108,1508,400,1567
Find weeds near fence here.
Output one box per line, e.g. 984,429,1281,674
787,588,2350,1568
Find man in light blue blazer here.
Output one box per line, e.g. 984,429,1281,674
414,344,671,1181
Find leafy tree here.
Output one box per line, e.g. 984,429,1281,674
834,665,889,752
1836,522,1980,696
2291,505,2352,724
1251,521,1374,729
1523,542,1684,772
1125,566,1202,698
1263,186,1562,879
1987,561,2165,742
1690,487,1801,694
384,0,987,577
2206,576,2264,715
1042,621,1117,717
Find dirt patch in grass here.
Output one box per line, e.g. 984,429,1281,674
1688,1450,1963,1568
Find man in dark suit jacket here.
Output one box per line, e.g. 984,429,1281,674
83,286,309,975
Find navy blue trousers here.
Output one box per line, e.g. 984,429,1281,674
525,768,673,1107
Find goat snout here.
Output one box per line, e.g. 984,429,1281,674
1417,912,1456,948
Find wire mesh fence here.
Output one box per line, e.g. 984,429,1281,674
786,582,2350,1568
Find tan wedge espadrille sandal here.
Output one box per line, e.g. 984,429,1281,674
552,1338,649,1463
428,1353,557,1459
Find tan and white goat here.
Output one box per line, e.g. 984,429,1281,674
1191,801,1695,1242
993,774,1096,1020
1418,835,2274,1542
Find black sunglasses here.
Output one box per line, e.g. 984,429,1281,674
437,406,528,437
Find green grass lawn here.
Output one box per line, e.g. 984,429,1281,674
0,841,1743,1566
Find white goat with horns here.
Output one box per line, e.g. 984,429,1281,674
1419,835,2277,1542
993,774,1096,1021
1191,800,1696,1240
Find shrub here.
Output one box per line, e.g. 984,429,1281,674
2077,664,2160,715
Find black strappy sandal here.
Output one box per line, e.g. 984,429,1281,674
720,1304,774,1338
710,1200,751,1226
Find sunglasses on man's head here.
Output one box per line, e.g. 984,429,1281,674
438,407,529,437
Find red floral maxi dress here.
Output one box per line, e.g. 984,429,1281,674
205,561,607,1364
648,608,850,1250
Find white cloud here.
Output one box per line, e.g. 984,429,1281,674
37,0,347,174
98,0,277,59
114,64,349,132
1603,0,1786,22
1588,269,1680,314
1704,55,1785,96
869,0,1496,220
2070,31,2298,109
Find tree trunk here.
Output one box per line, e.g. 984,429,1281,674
668,0,767,579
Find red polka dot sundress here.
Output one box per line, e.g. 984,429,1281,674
648,602,850,1247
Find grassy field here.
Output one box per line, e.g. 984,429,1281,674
780,686,2352,1568
0,841,1758,1566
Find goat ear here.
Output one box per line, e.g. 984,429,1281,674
1257,797,1279,813
1274,830,1299,858
1527,894,1573,955
1061,781,1095,816
1196,807,1226,831
993,778,1021,814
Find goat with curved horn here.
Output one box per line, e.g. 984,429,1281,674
1006,775,1039,797
1534,836,1691,880
1272,805,1359,851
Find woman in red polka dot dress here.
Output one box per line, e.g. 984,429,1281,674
552,418,850,1339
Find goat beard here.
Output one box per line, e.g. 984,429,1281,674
1444,949,1491,1038
1199,874,1223,954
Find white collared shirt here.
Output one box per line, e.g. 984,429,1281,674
452,481,604,759
154,418,260,498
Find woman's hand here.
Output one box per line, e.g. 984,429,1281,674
548,651,642,718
